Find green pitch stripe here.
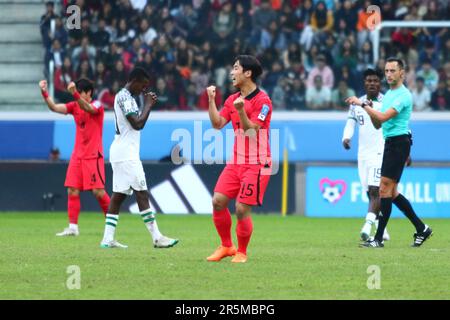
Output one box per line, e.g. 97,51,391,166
106,222,117,227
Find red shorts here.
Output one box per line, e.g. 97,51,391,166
64,156,106,191
214,164,271,206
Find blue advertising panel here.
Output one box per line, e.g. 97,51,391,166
306,167,450,218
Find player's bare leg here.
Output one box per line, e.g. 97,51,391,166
56,187,80,236
92,188,110,217
231,202,253,263
100,192,128,248
207,192,237,261
136,190,178,248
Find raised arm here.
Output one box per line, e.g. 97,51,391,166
207,85,228,130
39,80,67,114
234,96,260,132
67,82,97,114
126,91,157,131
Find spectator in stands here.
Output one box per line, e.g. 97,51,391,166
334,0,357,34
153,78,177,110
54,57,75,103
310,1,334,36
114,18,135,46
40,1,57,45
431,80,450,111
108,60,128,88
43,16,68,50
71,36,96,71
263,60,284,96
285,77,307,110
335,39,358,70
212,1,235,39
306,75,331,110
98,80,120,110
94,61,110,92
419,41,440,69
260,20,287,53
356,0,376,48
251,0,277,45
272,78,288,110
282,42,302,70
306,54,334,89
76,60,94,80
139,18,158,46
93,18,110,50
416,59,439,92
412,77,432,112
357,40,374,72
175,38,193,80
332,80,355,110
234,2,252,43
279,1,300,42
46,39,66,69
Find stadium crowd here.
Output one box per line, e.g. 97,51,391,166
40,0,450,111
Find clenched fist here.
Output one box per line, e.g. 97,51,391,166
233,96,244,111
67,82,76,94
39,80,48,92
206,85,216,101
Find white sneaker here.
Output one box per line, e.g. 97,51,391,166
360,222,372,241
56,227,79,236
153,235,179,248
100,240,128,249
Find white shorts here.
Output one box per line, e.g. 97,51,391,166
111,160,147,195
358,158,382,192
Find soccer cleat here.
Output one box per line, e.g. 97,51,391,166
360,239,384,248
100,240,128,249
206,245,237,262
153,236,179,248
411,225,433,247
231,252,248,263
56,227,79,237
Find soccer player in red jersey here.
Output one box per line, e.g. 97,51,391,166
39,78,111,236
206,55,272,263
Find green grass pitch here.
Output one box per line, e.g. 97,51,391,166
1,212,449,300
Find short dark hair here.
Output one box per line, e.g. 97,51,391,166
234,55,263,83
128,67,151,82
75,78,94,95
386,57,405,70
416,76,425,83
363,68,383,80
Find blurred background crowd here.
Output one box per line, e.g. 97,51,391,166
40,0,450,111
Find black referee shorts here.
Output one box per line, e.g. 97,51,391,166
381,134,412,182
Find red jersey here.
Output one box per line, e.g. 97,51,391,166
220,88,272,165
66,100,104,159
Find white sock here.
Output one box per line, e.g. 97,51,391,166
140,208,162,242
102,213,119,243
69,223,78,231
365,212,377,225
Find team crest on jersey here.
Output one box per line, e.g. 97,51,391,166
258,104,270,121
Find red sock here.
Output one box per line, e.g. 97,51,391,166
68,194,81,224
236,216,253,255
97,193,110,216
213,207,233,247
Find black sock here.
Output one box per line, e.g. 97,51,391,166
374,198,392,242
393,193,425,232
